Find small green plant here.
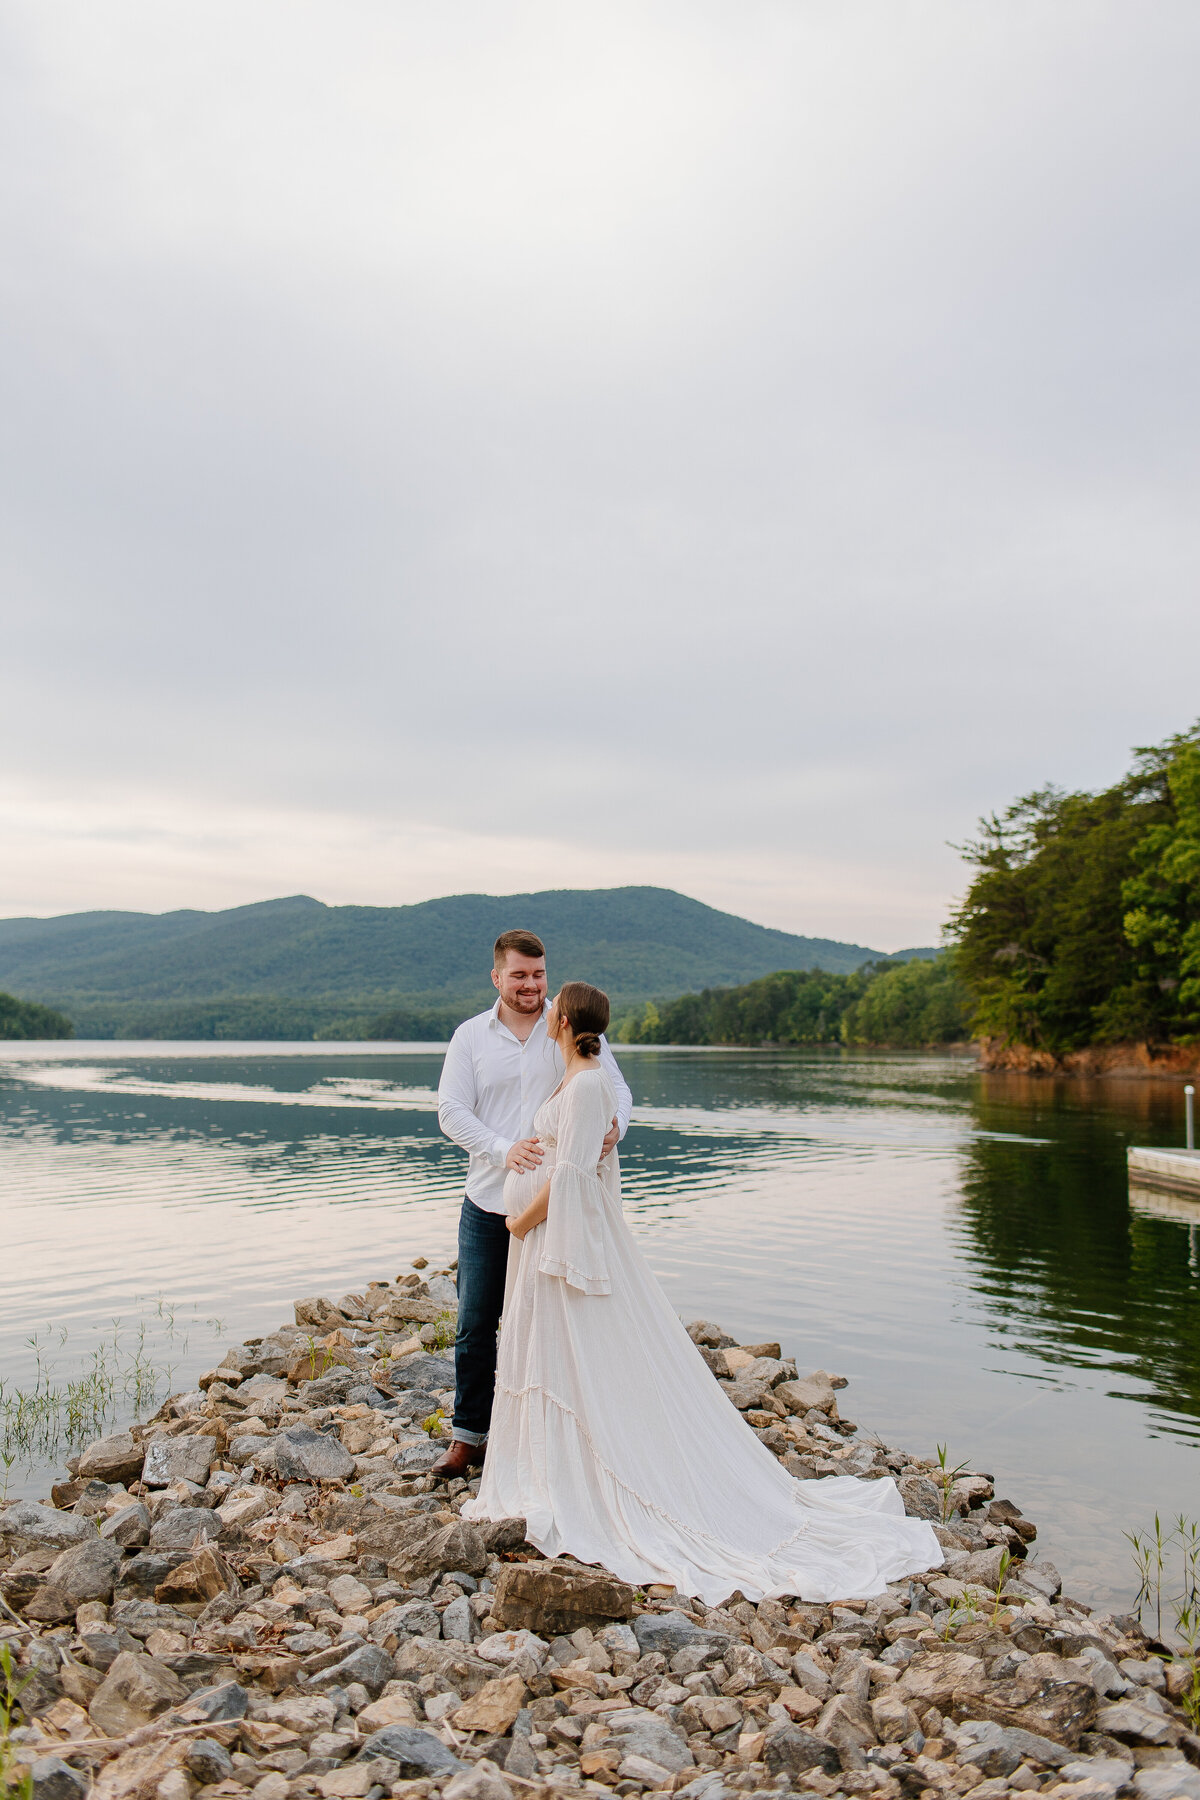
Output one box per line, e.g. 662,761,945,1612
1125,1512,1172,1641
934,1443,972,1525
940,1591,976,1640
1,1306,189,1477
0,1642,33,1800
300,1337,336,1382
422,1408,446,1437
429,1312,456,1355
1125,1510,1200,1720
990,1548,1013,1624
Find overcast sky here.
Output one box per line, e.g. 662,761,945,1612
2,2,1198,950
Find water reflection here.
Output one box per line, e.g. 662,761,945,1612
2,1043,1199,1605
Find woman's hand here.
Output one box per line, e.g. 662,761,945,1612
507,1180,551,1243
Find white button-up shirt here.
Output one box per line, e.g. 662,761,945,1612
437,1000,634,1215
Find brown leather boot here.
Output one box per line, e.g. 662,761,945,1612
429,1438,486,1480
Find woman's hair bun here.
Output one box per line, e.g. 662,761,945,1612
558,981,610,1058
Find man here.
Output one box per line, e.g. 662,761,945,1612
433,928,633,1479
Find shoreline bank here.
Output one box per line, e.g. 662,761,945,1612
977,1042,1200,1081
3,1266,1198,1800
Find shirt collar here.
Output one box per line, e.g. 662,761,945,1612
488,997,550,1037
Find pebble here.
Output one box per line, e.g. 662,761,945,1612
3,1262,1196,1800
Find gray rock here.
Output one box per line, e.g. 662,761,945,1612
149,1508,220,1554
676,1776,734,1800
394,1440,440,1472
441,1595,473,1643
88,1650,188,1736
897,1475,942,1520
142,1434,217,1488
1095,1700,1174,1745
501,1735,539,1780
722,1376,774,1411
369,1600,441,1643
30,1757,88,1800
942,1545,1010,1588
1061,1756,1136,1794
114,1552,190,1598
605,1707,694,1774
1134,1767,1200,1800
955,1718,1071,1770
111,1599,197,1639
77,1432,146,1486
228,1434,277,1468
181,1681,251,1722
385,1517,488,1582
100,1501,151,1548
389,1352,456,1391
345,1386,395,1409
308,1643,394,1696
0,1499,91,1552
763,1728,841,1780
185,1738,236,1784
1019,1560,1063,1600
80,1625,140,1672
424,1275,458,1308
273,1426,356,1484
356,1726,463,1778
26,1539,122,1616
296,1370,357,1407
237,1374,288,1407
634,1611,730,1661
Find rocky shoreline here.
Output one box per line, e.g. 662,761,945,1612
3,1262,1197,1800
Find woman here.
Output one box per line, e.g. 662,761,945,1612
463,981,941,1604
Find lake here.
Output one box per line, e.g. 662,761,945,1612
2,1039,1197,1611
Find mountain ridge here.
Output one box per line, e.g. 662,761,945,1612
0,887,934,1039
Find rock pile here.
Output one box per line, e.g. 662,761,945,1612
2,1263,1198,1800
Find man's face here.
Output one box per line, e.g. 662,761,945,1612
492,952,548,1014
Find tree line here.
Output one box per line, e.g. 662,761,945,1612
623,721,1199,1054
0,991,73,1039
616,955,971,1047
949,722,1199,1054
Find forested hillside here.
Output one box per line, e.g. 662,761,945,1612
0,886,902,1040
0,991,73,1039
950,723,1200,1055
617,955,970,1047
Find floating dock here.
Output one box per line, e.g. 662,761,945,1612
1127,1145,1200,1195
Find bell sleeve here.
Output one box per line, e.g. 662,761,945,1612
538,1073,612,1295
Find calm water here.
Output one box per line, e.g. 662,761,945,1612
2,1041,1197,1610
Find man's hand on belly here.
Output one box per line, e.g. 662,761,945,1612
600,1116,619,1159
506,1137,544,1173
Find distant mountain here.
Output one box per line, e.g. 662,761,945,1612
0,887,935,1039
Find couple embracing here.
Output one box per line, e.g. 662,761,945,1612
436,928,940,1604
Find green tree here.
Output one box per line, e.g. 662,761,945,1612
0,992,73,1039
949,723,1199,1053
841,954,971,1046
1119,738,1200,1042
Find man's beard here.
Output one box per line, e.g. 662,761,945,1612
506,990,544,1014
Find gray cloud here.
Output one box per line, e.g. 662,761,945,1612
2,1,1198,944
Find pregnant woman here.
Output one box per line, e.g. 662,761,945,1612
463,981,942,1603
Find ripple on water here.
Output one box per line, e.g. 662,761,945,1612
1,1041,1198,1608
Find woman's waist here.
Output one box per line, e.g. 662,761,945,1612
503,1153,557,1215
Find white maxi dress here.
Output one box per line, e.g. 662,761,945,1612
463,1066,942,1605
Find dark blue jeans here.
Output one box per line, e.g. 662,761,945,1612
452,1196,511,1442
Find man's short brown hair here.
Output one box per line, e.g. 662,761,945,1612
493,929,546,967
